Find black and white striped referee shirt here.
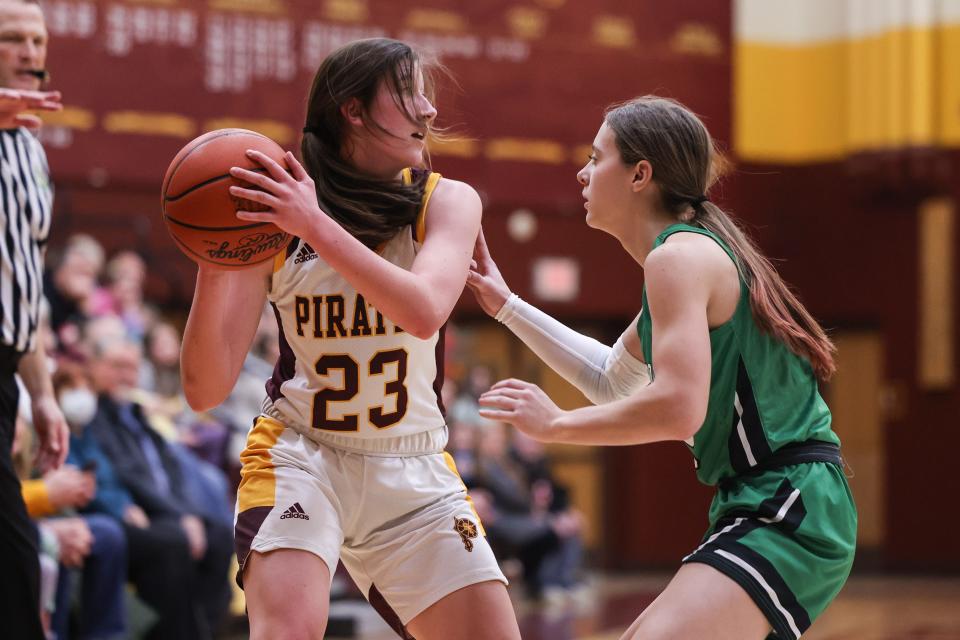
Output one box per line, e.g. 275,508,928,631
0,127,53,354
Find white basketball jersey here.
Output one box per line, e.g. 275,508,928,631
263,169,446,439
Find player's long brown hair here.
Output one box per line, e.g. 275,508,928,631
300,38,441,249
605,96,836,381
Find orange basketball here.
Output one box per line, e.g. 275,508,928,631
161,128,291,269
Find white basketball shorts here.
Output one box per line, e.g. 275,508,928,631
234,415,507,630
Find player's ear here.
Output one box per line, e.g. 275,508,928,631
341,99,363,127
631,160,653,192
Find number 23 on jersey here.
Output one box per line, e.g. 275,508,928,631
312,349,408,431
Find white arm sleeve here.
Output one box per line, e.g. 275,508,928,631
495,294,651,404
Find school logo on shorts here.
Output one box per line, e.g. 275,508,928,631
454,517,478,552
280,502,310,520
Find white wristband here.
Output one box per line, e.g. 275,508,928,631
494,293,519,324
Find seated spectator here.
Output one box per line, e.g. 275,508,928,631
472,421,584,601
447,419,479,487
86,336,232,639
36,522,61,637
511,431,585,602
448,364,495,427
14,407,126,640
140,321,182,399
10,415,59,637
44,234,104,354
90,251,154,343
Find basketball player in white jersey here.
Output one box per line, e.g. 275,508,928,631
181,39,520,640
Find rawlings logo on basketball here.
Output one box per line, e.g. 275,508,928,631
454,517,478,552
204,232,287,263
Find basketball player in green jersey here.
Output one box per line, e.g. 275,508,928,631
470,96,856,639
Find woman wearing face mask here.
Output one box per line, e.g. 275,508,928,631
37,366,130,640
181,38,520,639
470,96,856,639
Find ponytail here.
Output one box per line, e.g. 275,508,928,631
696,202,836,381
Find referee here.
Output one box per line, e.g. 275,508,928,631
0,0,67,637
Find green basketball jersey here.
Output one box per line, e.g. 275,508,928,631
637,223,839,486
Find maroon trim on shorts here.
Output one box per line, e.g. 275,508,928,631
234,505,273,588
368,584,416,640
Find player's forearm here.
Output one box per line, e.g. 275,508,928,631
181,269,264,410
548,381,703,446
300,225,452,339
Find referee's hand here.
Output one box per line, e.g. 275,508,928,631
31,395,69,472
0,88,62,129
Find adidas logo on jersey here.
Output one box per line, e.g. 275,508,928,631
294,243,319,265
279,502,310,520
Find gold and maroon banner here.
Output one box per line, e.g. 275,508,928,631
735,0,960,164
39,0,731,207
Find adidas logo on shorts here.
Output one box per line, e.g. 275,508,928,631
280,502,310,520
294,243,319,264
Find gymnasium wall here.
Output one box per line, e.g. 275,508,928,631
730,0,960,571
41,0,730,310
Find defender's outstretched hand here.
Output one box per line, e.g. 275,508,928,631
478,378,564,442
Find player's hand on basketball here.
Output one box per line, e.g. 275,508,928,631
478,378,564,442
230,150,324,239
0,88,62,129
466,227,512,317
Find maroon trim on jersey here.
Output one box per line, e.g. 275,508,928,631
409,167,429,184
408,168,430,243
266,301,297,402
433,322,446,416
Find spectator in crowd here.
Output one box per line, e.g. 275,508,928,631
140,321,182,399
472,421,584,601
90,251,154,343
11,415,63,638
48,366,129,639
36,522,61,636
448,364,495,427
86,335,233,639
14,398,127,640
510,431,585,601
447,419,479,488
44,234,105,353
